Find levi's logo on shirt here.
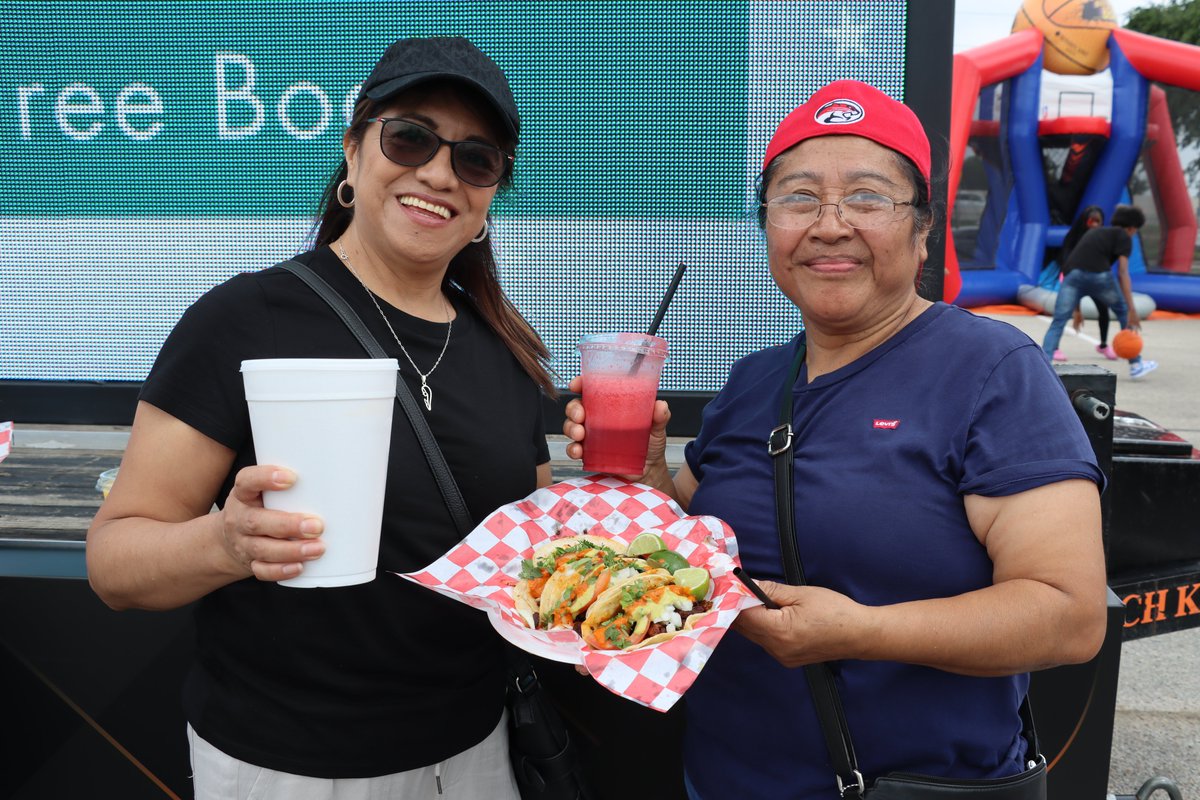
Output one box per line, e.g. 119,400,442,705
873,419,900,430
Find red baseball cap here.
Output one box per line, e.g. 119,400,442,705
762,80,930,191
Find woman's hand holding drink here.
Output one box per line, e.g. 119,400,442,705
563,383,672,483
568,332,668,476
562,331,677,505
219,464,326,582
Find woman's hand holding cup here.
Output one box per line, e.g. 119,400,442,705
220,464,325,583
563,375,673,490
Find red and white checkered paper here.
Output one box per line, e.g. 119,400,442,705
0,422,12,464
398,475,761,712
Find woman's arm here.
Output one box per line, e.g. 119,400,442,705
628,400,698,509
87,401,327,611
673,463,699,510
735,479,1107,675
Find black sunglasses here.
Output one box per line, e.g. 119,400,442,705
366,117,513,188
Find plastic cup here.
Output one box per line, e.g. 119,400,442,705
241,358,398,588
577,333,668,475
96,467,119,499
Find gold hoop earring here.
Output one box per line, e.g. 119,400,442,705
470,219,489,243
337,180,355,208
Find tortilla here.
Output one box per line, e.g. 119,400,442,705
512,581,541,629
581,572,710,651
536,546,630,628
533,534,623,559
513,534,626,628
583,572,673,626
637,613,706,649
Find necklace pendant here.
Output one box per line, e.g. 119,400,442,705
337,244,451,413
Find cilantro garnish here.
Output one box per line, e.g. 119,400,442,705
620,583,646,608
604,625,629,647
518,559,546,580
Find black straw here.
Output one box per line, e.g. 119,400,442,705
647,262,687,336
628,262,687,375
733,566,780,609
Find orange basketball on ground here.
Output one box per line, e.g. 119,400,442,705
1012,0,1118,75
1113,329,1143,359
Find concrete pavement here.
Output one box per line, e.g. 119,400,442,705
979,310,1200,799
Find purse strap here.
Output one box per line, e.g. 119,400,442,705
770,341,866,796
279,260,556,734
277,259,474,538
277,260,558,767
769,337,1039,799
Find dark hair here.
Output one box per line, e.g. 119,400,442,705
309,89,557,397
890,152,935,239
1061,205,1105,262
1110,204,1146,230
756,148,935,244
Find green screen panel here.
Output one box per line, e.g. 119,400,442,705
1,0,908,390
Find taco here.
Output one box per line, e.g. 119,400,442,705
514,534,667,631
580,572,714,651
514,535,622,629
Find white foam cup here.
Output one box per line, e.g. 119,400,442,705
241,358,398,588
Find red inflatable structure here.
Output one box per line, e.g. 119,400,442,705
946,28,1200,312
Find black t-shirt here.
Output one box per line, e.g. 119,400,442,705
140,246,550,777
1063,226,1132,274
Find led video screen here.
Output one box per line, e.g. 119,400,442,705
1,0,911,396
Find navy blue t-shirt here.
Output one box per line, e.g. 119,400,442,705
682,303,1102,800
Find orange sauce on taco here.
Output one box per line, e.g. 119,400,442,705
527,574,549,600
549,567,612,627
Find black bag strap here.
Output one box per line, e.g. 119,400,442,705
279,259,546,672
277,259,474,538
280,258,583,797
770,341,865,795
770,338,1039,799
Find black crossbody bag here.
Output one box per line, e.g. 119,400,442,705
279,260,589,800
768,340,1047,800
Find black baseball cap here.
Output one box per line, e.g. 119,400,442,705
360,37,520,142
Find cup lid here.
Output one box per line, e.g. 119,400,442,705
577,332,667,357
241,358,399,372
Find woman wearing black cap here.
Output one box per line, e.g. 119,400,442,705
564,80,1107,799
88,37,548,798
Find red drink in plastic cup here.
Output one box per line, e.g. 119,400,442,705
578,333,668,475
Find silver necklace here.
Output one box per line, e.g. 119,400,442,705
336,243,452,412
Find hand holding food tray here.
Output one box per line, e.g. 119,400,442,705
396,475,762,711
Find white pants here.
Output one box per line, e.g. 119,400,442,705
188,712,520,800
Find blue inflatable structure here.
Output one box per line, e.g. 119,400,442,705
948,29,1200,313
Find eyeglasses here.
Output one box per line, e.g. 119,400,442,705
367,117,513,188
763,192,915,230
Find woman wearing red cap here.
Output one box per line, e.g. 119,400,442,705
565,80,1106,799
89,37,550,798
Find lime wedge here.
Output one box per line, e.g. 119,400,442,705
673,567,712,601
625,532,666,557
647,549,690,575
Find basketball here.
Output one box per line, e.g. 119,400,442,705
1012,0,1118,75
1113,329,1143,359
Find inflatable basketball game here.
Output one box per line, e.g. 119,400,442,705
947,0,1200,314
